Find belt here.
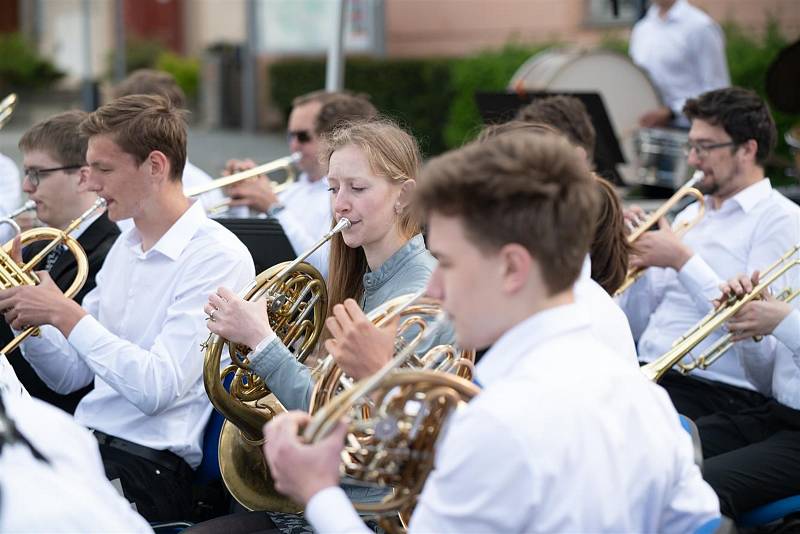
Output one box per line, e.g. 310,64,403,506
93,430,188,473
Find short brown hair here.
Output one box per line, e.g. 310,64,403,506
112,69,186,109
590,176,631,295
291,90,333,108
516,96,596,161
324,119,422,316
417,133,599,294
80,94,187,181
314,93,378,136
19,110,89,167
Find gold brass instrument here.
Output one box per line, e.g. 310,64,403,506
308,289,476,415
641,244,800,382
1,198,106,355
303,310,480,533
0,94,17,130
0,201,36,237
615,170,706,296
187,153,301,215
202,217,350,512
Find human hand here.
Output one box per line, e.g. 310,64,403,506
262,411,347,505
714,272,760,309
0,270,85,335
629,217,693,271
223,158,278,212
323,299,398,380
622,205,647,236
639,106,673,128
204,287,274,348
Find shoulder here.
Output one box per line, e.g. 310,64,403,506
181,160,214,187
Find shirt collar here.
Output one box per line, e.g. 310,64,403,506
579,254,591,282
475,301,591,388
648,0,687,22
712,178,772,214
363,234,427,292
123,200,206,260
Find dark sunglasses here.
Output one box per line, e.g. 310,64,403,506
287,130,312,144
24,164,83,187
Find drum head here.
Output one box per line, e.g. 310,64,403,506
510,47,663,185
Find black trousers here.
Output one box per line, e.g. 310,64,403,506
658,371,768,420
99,442,194,522
696,399,800,520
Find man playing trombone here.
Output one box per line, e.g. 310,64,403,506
620,87,800,419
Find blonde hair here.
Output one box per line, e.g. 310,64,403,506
323,119,422,317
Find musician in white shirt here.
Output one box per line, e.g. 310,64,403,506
223,92,377,278
0,392,152,533
620,87,800,419
0,95,255,522
690,271,800,519
262,132,720,533
629,0,730,127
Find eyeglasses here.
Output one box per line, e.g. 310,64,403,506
287,130,313,144
24,165,83,187
682,141,738,158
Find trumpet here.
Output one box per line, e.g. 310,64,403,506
0,201,36,237
641,244,800,382
615,170,706,296
187,153,300,215
0,93,17,130
1,198,107,355
303,306,479,533
202,217,350,512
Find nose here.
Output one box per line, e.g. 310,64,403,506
288,135,301,154
687,149,701,168
425,267,443,300
21,173,35,194
83,168,101,193
333,190,351,218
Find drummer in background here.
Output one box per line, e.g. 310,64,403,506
619,87,800,420
629,0,730,128
222,91,377,278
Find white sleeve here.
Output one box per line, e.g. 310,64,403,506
0,153,20,214
305,486,372,534
275,208,330,277
617,267,669,341
775,308,800,357
692,22,730,94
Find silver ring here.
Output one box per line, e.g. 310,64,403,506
207,309,216,322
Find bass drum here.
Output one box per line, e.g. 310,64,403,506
509,47,663,186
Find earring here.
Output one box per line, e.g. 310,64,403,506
395,203,402,214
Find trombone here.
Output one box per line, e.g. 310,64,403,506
0,93,17,130
641,244,800,382
187,152,300,215
615,170,706,296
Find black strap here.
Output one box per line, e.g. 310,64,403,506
93,430,188,473
0,395,49,464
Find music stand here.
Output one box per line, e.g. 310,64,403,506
475,91,626,183
215,218,296,275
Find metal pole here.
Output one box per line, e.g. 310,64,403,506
325,0,346,92
80,0,95,111
114,0,127,82
242,0,258,132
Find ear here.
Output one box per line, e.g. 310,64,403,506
737,139,758,164
147,150,171,183
395,179,416,212
498,243,532,295
76,166,90,191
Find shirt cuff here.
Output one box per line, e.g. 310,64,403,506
252,331,278,354
677,254,719,302
67,314,109,355
306,486,368,534
773,308,800,355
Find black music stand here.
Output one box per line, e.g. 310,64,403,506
475,91,626,183
215,218,296,275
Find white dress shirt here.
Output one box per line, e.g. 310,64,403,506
0,357,27,399
0,152,21,245
306,302,719,533
740,306,800,410
620,179,800,390
629,0,730,123
0,393,152,532
21,200,255,467
575,255,638,366
274,172,332,278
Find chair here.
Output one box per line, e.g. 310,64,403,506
678,414,704,472
739,495,800,528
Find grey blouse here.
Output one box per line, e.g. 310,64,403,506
248,234,436,412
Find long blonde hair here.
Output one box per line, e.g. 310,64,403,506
324,119,422,318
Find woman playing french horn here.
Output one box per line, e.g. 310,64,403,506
204,118,435,411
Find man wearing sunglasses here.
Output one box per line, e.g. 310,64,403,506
0,110,119,412
223,91,376,278
619,87,800,420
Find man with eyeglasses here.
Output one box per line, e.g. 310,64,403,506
0,111,119,412
222,91,377,278
619,87,800,420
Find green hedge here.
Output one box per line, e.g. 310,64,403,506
268,18,798,159
0,33,63,92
